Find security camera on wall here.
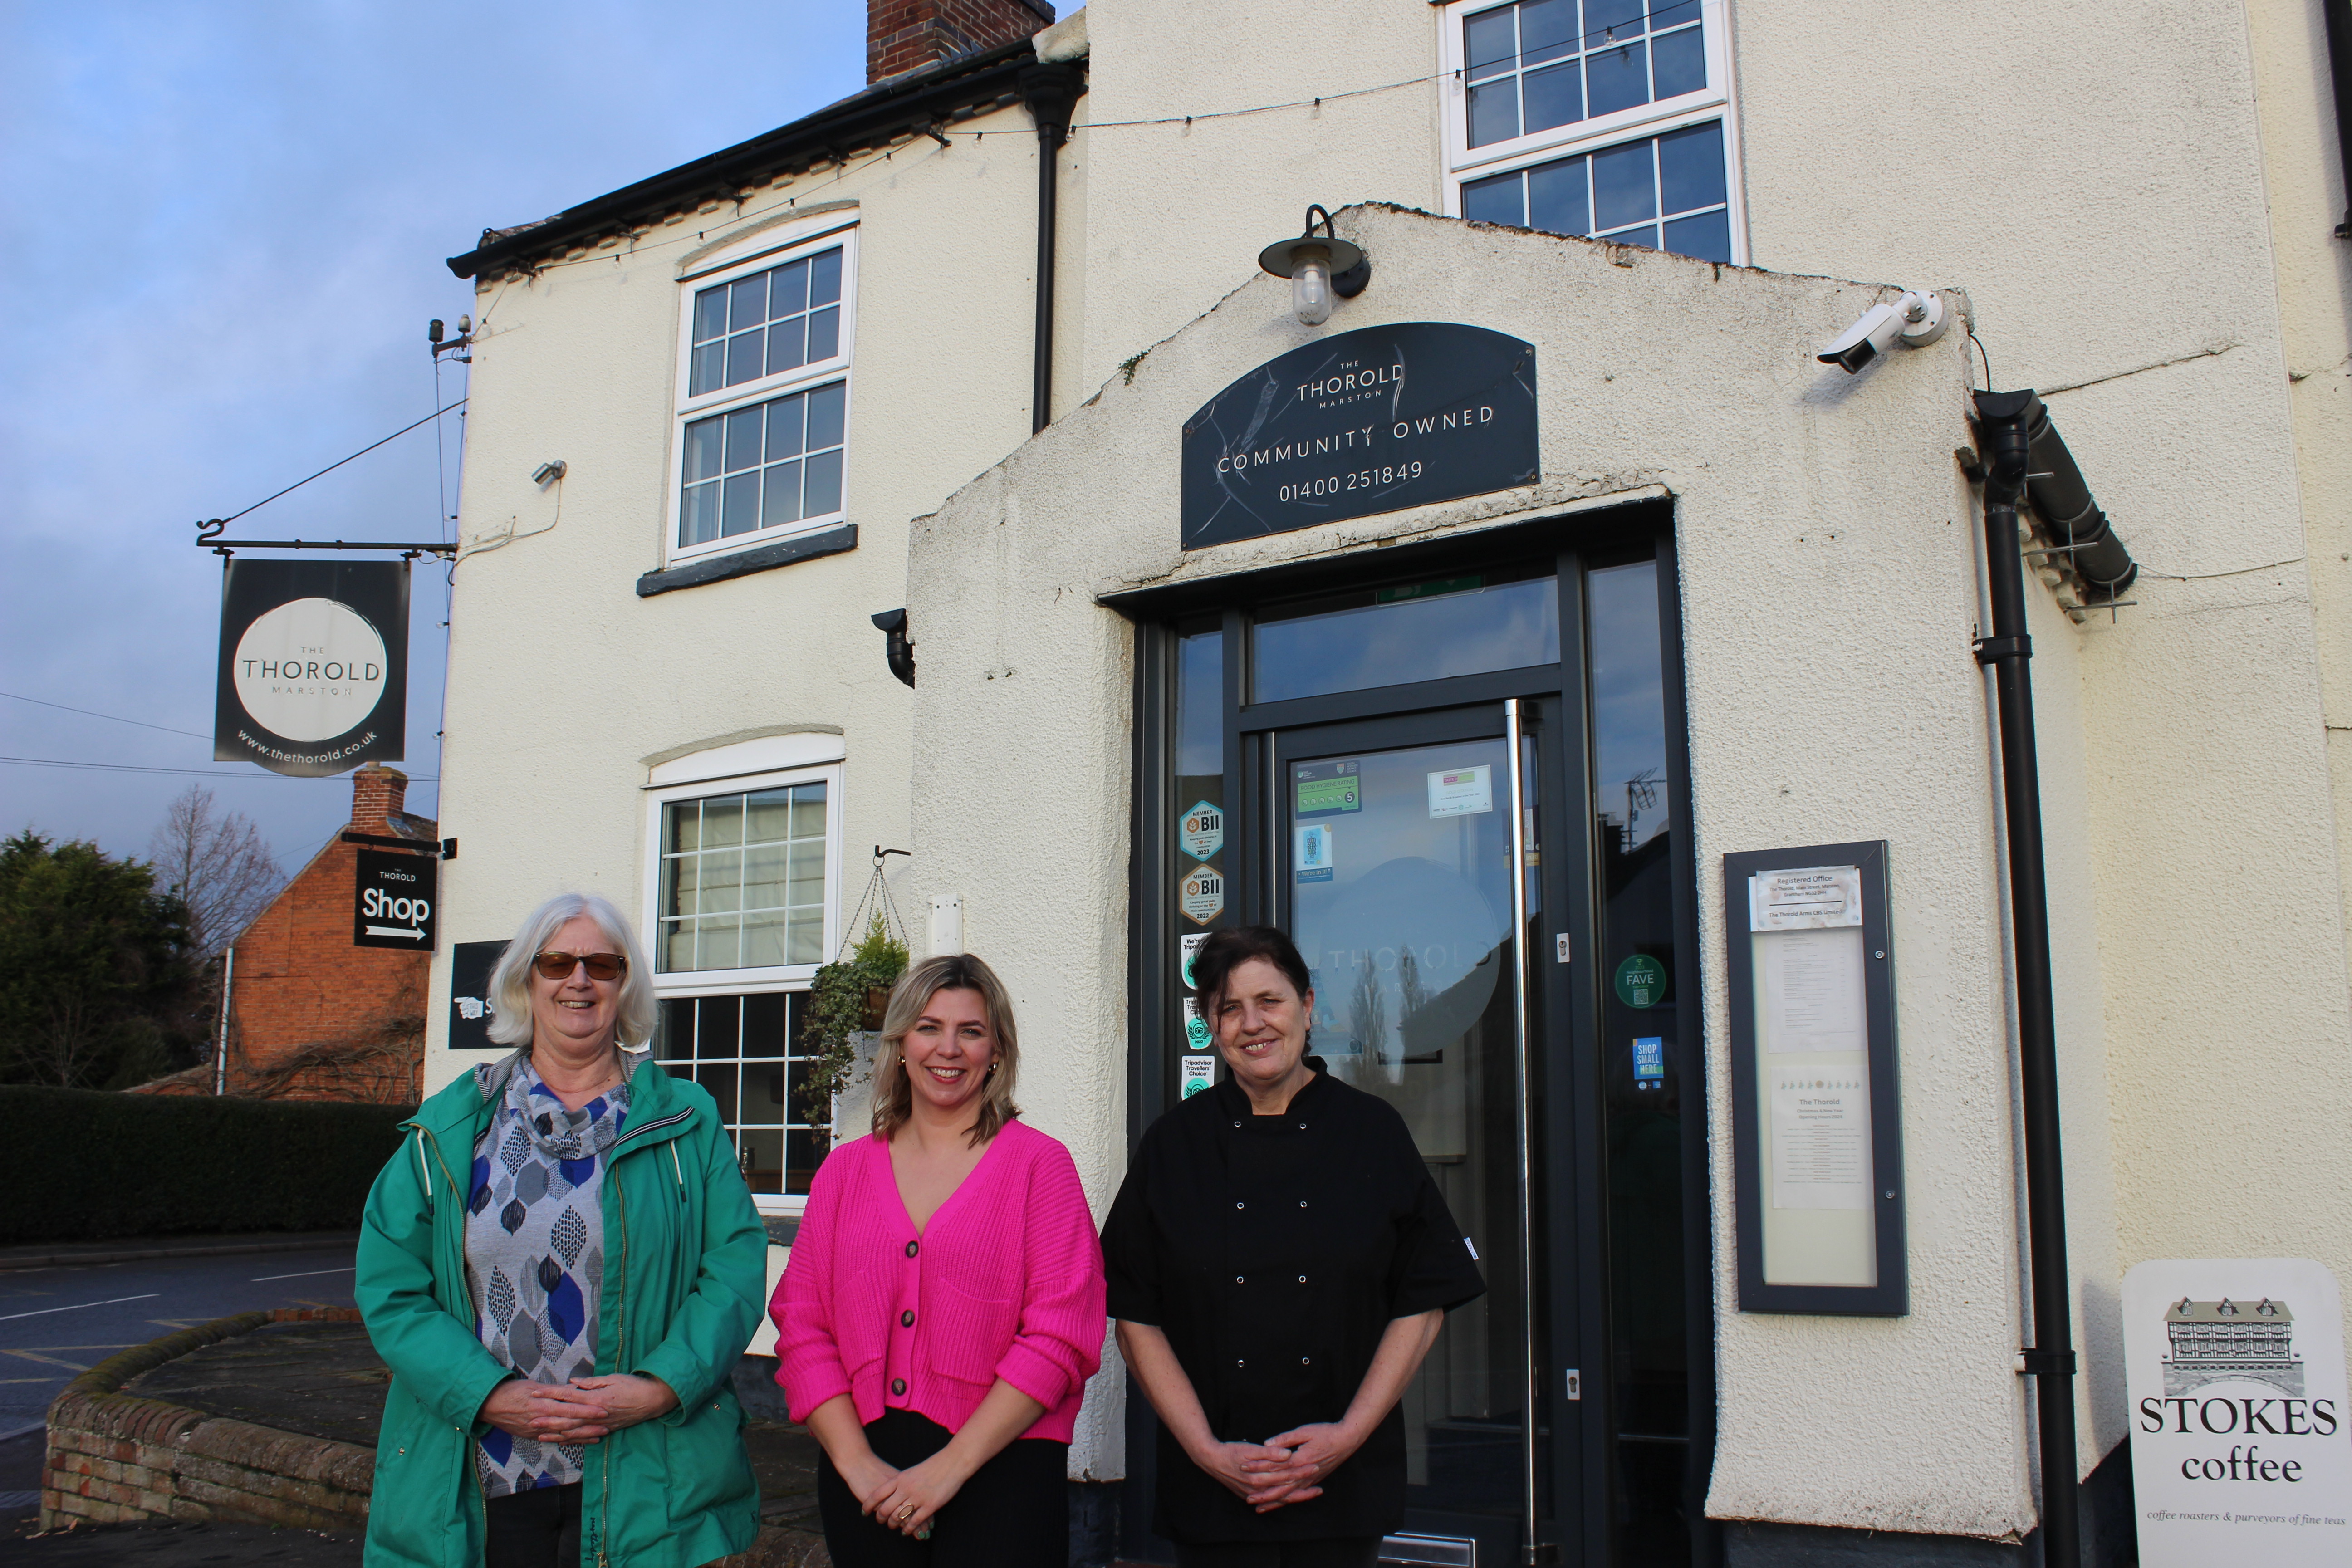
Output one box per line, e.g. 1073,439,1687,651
1818,289,1951,373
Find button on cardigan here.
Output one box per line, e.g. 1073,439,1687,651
771,1119,1106,1444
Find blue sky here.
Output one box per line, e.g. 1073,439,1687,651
0,1,872,867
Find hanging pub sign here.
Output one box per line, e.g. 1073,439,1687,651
214,559,408,776
353,848,436,951
1179,322,1539,549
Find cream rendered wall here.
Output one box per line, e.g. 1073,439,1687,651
2243,0,2352,1010
1729,0,2352,1490
905,205,2053,1538
424,98,1059,1098
1070,0,1445,400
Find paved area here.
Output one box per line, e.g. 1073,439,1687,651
121,1322,387,1450
0,1243,358,1440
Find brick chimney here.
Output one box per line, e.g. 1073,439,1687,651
350,765,408,834
868,0,1054,83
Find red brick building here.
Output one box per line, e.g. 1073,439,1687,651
137,766,435,1103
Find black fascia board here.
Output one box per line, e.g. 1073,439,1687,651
447,40,1068,279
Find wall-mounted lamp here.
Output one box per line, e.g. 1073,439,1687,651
530,460,567,486
1257,205,1371,326
872,609,916,687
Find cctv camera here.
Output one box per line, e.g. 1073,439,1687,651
1818,289,1950,374
531,460,567,485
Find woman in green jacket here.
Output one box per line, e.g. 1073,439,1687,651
357,892,767,1568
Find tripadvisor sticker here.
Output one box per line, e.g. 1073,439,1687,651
1614,954,1667,1008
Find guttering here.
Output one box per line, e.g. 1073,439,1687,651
446,40,1046,279
1969,387,2081,1568
2328,0,2352,238
1019,65,1083,433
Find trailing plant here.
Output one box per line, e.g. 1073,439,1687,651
799,912,909,1143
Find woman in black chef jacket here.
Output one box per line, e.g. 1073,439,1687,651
1103,926,1486,1568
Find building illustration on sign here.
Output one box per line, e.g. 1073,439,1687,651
2162,1297,2305,1396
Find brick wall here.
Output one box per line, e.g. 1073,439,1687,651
42,1309,374,1534
223,765,431,1102
867,0,1053,82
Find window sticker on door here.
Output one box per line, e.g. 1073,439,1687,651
1295,823,1334,882
1294,759,1361,818
1180,1054,1217,1099
1180,863,1225,925
1427,764,1493,818
1633,1036,1666,1090
1180,800,1224,862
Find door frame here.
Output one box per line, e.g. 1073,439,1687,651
1114,500,1717,1568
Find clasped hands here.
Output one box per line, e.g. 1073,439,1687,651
1196,1421,1364,1514
480,1372,678,1445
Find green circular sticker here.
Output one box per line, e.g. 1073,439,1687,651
1613,954,1667,1009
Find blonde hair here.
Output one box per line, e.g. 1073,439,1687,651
485,892,658,1049
870,953,1021,1147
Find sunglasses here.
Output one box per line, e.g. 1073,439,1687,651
533,951,628,982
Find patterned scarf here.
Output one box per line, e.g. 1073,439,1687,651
464,1053,631,1496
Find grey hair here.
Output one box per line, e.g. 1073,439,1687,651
485,892,658,1049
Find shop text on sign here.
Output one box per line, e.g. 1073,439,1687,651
1180,323,1539,547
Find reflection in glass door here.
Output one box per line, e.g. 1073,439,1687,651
1280,721,1534,1562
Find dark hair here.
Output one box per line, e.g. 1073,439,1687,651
1189,926,1314,1015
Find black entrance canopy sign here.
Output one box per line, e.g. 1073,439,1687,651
1179,322,1539,549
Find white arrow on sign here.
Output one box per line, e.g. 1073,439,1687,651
363,925,428,939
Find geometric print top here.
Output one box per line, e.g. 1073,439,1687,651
463,1054,631,1497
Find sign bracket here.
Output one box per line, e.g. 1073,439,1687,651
342,830,456,860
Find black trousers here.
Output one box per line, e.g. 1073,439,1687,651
818,1408,1068,1568
1175,1539,1382,1568
484,1480,582,1568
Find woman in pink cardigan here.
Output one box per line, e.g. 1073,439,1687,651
772,952,1105,1568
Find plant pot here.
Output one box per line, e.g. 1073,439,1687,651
861,986,892,1031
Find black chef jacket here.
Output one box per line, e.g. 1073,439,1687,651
1103,1062,1486,1543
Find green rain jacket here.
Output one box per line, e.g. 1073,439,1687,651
355,1051,766,1568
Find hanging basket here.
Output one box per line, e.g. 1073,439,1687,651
799,856,911,1145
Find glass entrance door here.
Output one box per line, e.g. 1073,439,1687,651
1134,524,1705,1568
1279,715,1533,1565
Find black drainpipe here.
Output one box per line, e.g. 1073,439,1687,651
2327,0,2352,238
1969,387,2082,1568
1019,64,1083,434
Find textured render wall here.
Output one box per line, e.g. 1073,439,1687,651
906,204,2044,1534
2244,1,2352,1010
423,97,1050,1095
1735,0,2352,1479
1070,0,1444,398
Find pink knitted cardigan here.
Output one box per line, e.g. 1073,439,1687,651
770,1119,1106,1443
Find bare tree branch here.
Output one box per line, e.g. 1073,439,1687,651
148,787,284,957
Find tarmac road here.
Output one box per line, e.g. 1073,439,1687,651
0,1242,360,1442
0,1240,360,1547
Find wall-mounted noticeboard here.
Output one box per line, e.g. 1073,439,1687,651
1725,841,1906,1315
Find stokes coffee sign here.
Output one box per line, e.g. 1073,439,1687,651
2123,1258,2352,1564
213,560,408,776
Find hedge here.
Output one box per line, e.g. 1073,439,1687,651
0,1087,415,1245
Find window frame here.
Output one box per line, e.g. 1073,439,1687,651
1437,0,1747,265
641,760,845,998
665,220,859,569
